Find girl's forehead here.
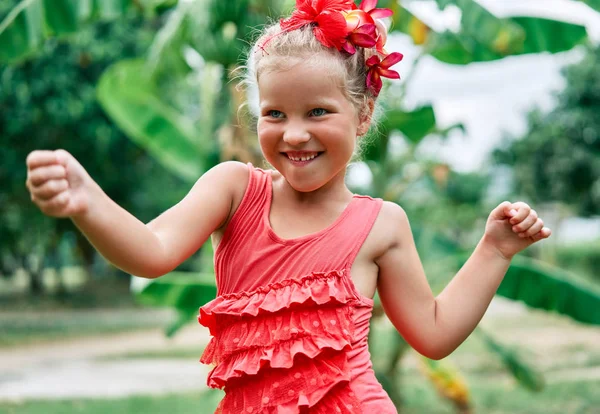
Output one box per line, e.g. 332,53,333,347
258,58,344,91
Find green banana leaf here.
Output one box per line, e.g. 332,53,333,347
97,59,208,182
135,271,217,336
384,106,437,145
389,0,588,65
475,327,545,392
497,256,600,325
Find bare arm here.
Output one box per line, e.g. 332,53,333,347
26,150,248,278
375,201,550,360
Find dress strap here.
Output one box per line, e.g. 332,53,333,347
341,195,383,269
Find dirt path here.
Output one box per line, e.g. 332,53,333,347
0,299,598,401
0,325,213,401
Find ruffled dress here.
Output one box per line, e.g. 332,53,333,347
198,164,397,413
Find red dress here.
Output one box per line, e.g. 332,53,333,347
198,164,397,413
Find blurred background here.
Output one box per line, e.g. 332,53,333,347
1,0,599,413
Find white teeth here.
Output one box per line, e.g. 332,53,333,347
289,154,318,161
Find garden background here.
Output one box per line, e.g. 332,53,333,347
1,0,600,413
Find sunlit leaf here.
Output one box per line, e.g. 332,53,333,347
476,327,545,392
97,59,206,182
383,106,436,144
135,271,217,314
404,0,590,64
0,0,45,63
498,256,600,325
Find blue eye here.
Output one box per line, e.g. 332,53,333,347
267,110,284,119
310,108,328,117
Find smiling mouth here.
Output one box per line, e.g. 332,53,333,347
283,152,323,162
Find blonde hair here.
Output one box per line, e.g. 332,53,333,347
243,24,380,121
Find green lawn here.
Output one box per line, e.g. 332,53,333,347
0,378,596,414
0,308,175,348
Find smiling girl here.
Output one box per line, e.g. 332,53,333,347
25,0,551,412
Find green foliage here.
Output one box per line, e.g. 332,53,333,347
555,241,600,284
387,0,589,65
498,256,600,325
476,328,545,392
97,59,208,182
493,45,600,216
0,1,187,287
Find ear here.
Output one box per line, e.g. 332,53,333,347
357,98,375,136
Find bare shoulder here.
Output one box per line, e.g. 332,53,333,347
197,161,249,226
368,201,411,258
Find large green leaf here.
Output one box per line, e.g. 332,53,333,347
0,0,45,63
135,271,217,335
97,59,207,182
393,0,589,65
498,256,600,325
383,106,437,144
476,327,545,392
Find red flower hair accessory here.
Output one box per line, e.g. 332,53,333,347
280,0,354,49
366,52,404,97
274,0,401,96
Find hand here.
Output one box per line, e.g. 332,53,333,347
26,149,94,218
482,201,551,260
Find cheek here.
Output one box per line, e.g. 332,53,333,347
257,123,278,155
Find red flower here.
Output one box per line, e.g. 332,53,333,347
366,52,403,96
280,0,354,50
342,23,376,54
358,0,393,20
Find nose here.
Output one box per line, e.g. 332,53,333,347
283,120,311,146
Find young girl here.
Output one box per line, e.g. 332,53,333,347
26,0,551,412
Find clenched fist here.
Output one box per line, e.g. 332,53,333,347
26,149,94,218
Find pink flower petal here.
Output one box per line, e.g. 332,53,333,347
369,8,393,19
378,68,400,79
354,23,376,36
380,52,404,68
342,41,356,54
365,55,381,67
349,32,377,48
359,0,378,13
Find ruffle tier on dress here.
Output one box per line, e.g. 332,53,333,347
198,269,365,413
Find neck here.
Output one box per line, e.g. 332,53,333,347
279,167,353,206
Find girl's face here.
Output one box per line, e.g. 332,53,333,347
257,60,370,193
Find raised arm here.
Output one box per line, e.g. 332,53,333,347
26,150,248,278
375,201,550,360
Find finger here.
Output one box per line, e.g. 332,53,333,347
27,165,67,187
495,201,514,220
26,150,60,169
531,227,552,241
520,218,544,238
37,191,70,216
54,149,73,168
509,202,531,225
32,179,69,201
512,209,538,233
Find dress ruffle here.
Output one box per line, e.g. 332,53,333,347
198,270,365,413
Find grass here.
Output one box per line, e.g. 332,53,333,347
97,347,201,360
0,378,597,414
0,308,175,348
1,300,598,413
